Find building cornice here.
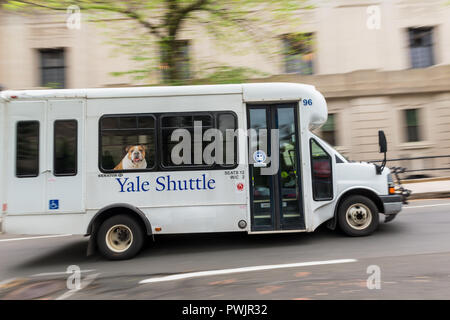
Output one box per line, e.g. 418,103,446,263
250,65,450,99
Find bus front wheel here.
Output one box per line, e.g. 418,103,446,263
97,214,145,260
338,195,379,237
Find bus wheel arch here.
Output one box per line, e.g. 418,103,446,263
86,204,152,258
327,188,384,231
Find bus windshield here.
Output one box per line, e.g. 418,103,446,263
311,133,349,163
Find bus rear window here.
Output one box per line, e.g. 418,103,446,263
16,121,40,177
54,120,77,176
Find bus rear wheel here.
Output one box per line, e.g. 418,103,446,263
97,214,144,260
338,195,379,236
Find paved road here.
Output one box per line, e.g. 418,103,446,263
1,199,450,299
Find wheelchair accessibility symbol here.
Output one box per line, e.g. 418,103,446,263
49,200,59,210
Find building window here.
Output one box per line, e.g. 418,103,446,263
408,27,434,68
321,113,336,146
100,115,156,172
160,40,191,82
16,121,40,177
282,33,314,75
54,120,77,176
404,109,420,142
39,48,66,88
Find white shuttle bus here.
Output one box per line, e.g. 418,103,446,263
0,83,403,260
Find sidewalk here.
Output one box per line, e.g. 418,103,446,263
402,178,450,200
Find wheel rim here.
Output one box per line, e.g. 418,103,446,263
105,224,133,253
345,203,372,230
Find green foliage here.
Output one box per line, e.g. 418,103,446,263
3,0,312,85
43,82,63,89
191,66,268,85
282,33,314,55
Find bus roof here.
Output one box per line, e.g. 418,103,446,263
0,82,316,102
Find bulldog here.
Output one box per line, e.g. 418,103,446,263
114,145,147,170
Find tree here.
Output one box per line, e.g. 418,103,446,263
2,0,312,84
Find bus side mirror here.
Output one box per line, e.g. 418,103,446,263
379,130,387,153
376,130,387,174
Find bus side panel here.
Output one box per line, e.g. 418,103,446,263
141,204,248,234
85,94,249,235
0,100,5,228
3,214,87,235
298,89,332,232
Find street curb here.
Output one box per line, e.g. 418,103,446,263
409,191,450,200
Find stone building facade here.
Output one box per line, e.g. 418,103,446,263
0,0,449,177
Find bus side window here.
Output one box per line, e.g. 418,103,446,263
16,121,40,178
54,120,77,176
310,139,333,200
160,114,214,168
217,113,237,167
99,115,156,172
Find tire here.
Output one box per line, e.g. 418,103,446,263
96,214,145,260
337,195,379,237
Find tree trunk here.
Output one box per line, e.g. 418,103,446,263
162,33,185,84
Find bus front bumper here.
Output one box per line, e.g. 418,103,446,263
380,195,403,222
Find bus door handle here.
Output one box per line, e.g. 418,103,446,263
41,169,51,174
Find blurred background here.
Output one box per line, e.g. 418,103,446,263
0,0,449,178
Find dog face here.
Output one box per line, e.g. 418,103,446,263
126,145,146,164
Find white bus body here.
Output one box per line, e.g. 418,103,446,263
0,83,402,259
0,98,5,227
